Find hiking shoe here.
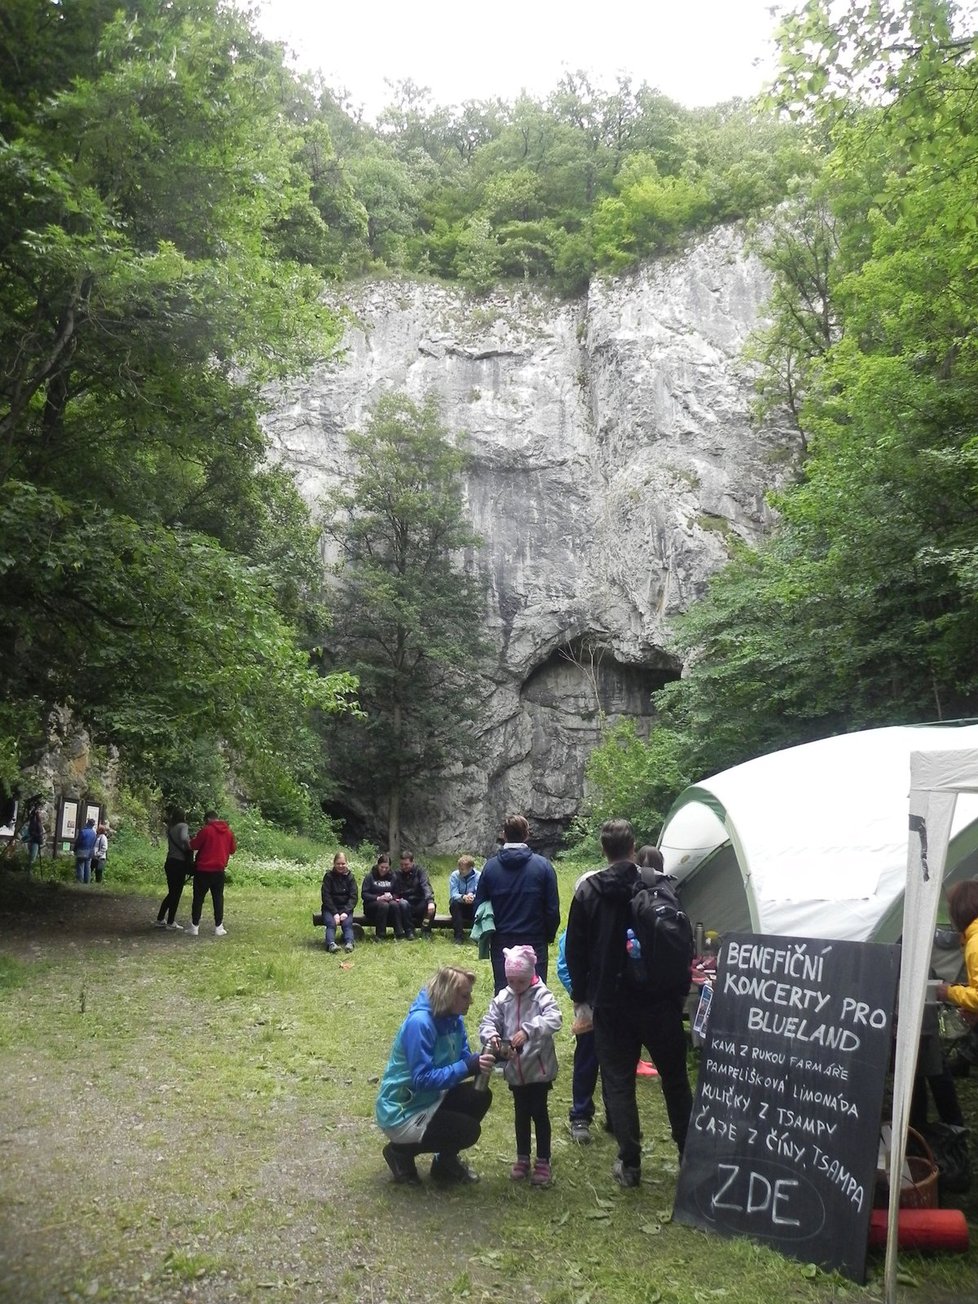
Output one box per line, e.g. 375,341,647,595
612,1159,641,1188
344,942,354,952
215,925,227,937
510,1156,531,1181
430,1153,480,1184
382,1143,420,1185
327,943,339,953
153,918,167,929
166,922,184,932
570,1119,592,1144
530,1159,552,1186
187,923,199,936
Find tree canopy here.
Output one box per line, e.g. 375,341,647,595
576,0,978,843
0,0,357,819
318,393,487,854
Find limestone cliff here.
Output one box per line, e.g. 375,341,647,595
263,224,798,855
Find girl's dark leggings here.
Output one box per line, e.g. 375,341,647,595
512,1080,552,1160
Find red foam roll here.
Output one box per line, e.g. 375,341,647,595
868,1208,969,1252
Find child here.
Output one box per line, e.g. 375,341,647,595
937,880,978,1022
479,944,562,1186
321,852,358,953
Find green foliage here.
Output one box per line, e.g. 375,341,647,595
0,0,360,818
571,719,696,853
320,392,488,853
622,0,978,797
320,70,813,292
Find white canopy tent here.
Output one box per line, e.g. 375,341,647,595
887,748,978,1303
658,722,978,945
657,723,978,1299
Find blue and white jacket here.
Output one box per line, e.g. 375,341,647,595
375,989,478,1142
448,867,481,903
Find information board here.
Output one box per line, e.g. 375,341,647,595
674,933,900,1282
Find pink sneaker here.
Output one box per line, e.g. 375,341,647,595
530,1159,552,1186
510,1156,530,1181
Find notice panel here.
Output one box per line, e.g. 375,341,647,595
674,934,900,1282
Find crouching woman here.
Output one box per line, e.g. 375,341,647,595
375,965,495,1185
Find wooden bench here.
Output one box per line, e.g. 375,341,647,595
312,911,457,937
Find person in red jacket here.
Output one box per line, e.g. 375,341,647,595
188,810,237,937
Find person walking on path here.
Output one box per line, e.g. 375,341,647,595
321,852,358,953
156,810,193,930
187,810,236,936
73,818,97,884
565,818,692,1188
475,814,560,992
376,965,496,1185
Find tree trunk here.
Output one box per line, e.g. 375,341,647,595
388,698,402,858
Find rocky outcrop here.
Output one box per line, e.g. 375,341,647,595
263,225,799,855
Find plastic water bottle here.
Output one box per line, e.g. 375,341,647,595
626,927,642,962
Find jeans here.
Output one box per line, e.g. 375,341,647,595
387,1082,491,1159
325,916,355,947
569,1029,609,1123
594,997,692,1167
75,857,92,884
191,870,226,926
28,840,42,866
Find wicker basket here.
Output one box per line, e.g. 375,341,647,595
874,1127,940,1210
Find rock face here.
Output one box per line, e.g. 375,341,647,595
263,224,798,855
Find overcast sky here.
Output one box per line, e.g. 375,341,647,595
254,0,786,119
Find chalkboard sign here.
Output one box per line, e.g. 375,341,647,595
674,933,900,1282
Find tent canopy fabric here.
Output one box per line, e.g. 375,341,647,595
658,722,978,943
658,725,978,1302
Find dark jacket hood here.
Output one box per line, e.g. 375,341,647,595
587,859,638,901
497,844,533,870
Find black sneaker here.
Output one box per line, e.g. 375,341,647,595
569,1118,592,1144
612,1159,641,1188
405,930,417,941
383,1143,420,1185
430,1153,480,1184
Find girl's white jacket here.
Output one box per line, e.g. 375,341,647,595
478,980,562,1086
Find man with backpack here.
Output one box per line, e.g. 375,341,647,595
565,818,693,1188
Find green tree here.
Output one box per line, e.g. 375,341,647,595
0,0,357,810
320,393,487,855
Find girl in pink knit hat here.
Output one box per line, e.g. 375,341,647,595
479,944,562,1186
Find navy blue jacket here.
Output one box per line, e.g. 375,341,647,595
474,844,560,942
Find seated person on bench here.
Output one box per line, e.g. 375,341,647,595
392,851,436,940
362,852,411,941
448,855,480,943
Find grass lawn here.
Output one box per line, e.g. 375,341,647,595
0,852,976,1304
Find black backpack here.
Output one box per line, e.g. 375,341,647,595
624,868,693,998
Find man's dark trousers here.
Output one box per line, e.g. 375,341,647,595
593,996,691,1167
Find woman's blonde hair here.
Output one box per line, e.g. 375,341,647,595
426,965,476,1016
